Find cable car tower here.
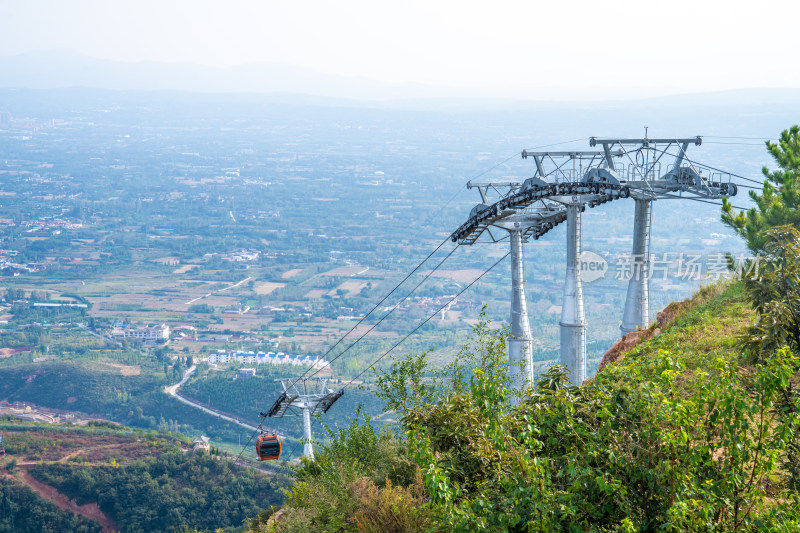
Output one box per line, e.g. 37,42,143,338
453,180,562,386
588,136,736,334
452,136,737,387
452,151,630,386
267,377,343,459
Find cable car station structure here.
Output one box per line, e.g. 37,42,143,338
451,136,737,386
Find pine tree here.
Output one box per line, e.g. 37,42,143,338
722,125,800,253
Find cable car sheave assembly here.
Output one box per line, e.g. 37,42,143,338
250,134,743,463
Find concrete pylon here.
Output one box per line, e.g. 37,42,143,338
508,229,533,389
302,403,314,460
560,204,586,386
620,198,651,334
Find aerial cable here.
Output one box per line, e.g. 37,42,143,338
266,138,591,394
531,137,591,150
280,235,453,392
657,192,752,211
233,419,267,467
237,137,588,453
234,248,498,466
688,159,765,185
282,148,549,387
467,152,523,182
233,244,462,465
649,144,767,186
286,439,303,461
344,251,511,387
704,141,769,146
407,187,468,242
704,135,774,141
300,243,461,382
236,237,459,451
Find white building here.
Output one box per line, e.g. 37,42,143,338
207,350,328,370
239,368,256,378
113,323,170,341
193,436,210,453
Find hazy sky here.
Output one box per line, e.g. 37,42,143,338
1,0,798,95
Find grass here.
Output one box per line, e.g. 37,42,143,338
617,281,755,374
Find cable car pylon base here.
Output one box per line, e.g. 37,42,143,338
620,198,651,334
560,203,587,386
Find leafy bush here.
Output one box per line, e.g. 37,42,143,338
260,410,425,533
270,291,800,532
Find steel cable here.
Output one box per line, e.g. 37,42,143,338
346,251,510,385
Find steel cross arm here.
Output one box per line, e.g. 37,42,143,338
494,206,566,225
467,181,520,188
522,150,624,159
466,181,522,203
451,182,631,245
590,136,702,147
268,377,344,418
482,208,569,244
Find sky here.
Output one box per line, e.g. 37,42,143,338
1,0,798,96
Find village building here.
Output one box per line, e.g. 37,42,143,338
238,368,257,379
113,323,170,341
207,350,328,369
193,436,210,453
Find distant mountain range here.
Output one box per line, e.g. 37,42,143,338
0,49,485,101
1,49,799,107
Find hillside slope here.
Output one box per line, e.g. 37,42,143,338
597,282,756,375
0,360,256,443
0,421,286,533
263,280,800,532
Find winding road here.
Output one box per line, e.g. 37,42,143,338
164,365,260,432
184,276,253,305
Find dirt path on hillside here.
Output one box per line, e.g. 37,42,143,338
10,465,118,532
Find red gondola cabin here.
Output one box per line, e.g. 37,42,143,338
255,434,281,461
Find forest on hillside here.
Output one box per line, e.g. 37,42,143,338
0,422,286,533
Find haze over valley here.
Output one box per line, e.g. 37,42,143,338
1,1,799,530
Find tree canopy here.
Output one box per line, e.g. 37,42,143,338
723,125,800,253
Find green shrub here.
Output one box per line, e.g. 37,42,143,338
268,282,800,532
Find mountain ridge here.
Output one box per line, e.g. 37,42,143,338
3,49,800,106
